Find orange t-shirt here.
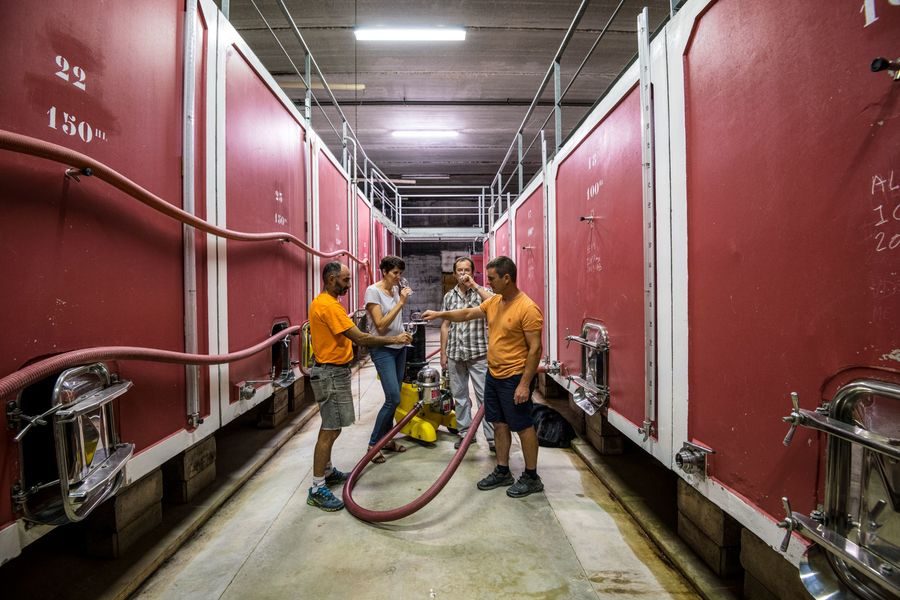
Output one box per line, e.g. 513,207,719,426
479,292,543,378
309,292,355,364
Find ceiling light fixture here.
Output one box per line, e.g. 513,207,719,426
274,78,366,92
401,174,450,180
354,28,466,42
391,130,459,139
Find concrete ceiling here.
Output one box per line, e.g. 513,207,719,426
227,0,670,230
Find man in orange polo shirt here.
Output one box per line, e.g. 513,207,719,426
307,261,411,511
423,256,544,498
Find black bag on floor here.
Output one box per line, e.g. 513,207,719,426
531,404,576,448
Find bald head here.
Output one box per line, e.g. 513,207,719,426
323,262,351,297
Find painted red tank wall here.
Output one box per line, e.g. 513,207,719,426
0,0,201,526
471,253,484,285
684,0,900,516
317,154,349,309
494,222,510,259
514,187,547,348
357,197,372,307
224,39,307,397
555,88,646,427
374,220,385,265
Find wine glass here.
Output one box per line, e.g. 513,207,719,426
398,277,414,296
404,310,422,347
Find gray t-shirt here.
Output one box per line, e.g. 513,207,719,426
364,283,405,349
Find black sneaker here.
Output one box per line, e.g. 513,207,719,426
476,467,514,490
488,442,496,453
324,467,348,486
506,474,544,498
454,437,465,449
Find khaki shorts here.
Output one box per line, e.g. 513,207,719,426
309,365,355,430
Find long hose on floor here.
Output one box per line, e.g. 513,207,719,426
342,402,486,523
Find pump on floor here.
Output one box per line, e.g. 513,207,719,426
394,313,456,443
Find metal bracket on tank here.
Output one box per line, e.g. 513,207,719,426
565,375,608,416
871,56,900,81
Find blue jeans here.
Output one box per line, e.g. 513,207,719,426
368,346,408,446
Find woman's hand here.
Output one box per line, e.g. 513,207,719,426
399,285,413,303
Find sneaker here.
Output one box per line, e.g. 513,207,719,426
324,467,348,486
454,437,465,450
506,474,544,498
476,467,515,490
307,486,344,511
488,442,496,453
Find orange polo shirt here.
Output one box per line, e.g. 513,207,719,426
479,292,543,378
309,292,355,364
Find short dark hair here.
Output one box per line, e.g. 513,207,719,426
379,255,405,274
453,256,475,272
486,255,516,282
322,261,343,282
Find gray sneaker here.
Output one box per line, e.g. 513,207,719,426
324,467,348,486
307,486,345,511
476,467,514,490
506,474,544,498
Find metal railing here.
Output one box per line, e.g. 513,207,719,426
485,0,648,228
246,0,401,230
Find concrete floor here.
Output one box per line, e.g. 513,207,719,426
135,348,698,599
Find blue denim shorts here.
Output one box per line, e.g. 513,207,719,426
309,365,355,429
484,372,535,432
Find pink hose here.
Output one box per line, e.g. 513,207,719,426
0,129,373,282
342,404,485,522
0,326,300,400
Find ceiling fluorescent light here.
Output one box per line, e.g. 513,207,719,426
391,130,459,139
355,28,466,42
401,174,450,180
274,78,366,92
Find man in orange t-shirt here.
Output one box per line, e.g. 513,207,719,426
423,256,545,498
306,262,411,511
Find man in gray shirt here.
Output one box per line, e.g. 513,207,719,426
440,256,495,451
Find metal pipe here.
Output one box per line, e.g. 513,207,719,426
637,7,657,441
401,206,483,210
541,129,550,361
396,185,485,189
304,53,312,123
401,213,481,217
182,0,201,429
553,61,562,152
517,132,524,193
400,194,483,198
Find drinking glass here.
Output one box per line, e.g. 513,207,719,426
398,277,414,296
404,311,422,347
